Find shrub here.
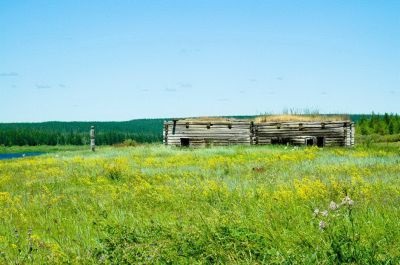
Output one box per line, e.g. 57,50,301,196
122,139,138,147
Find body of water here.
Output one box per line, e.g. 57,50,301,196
0,152,45,160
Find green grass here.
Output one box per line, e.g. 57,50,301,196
0,145,87,154
0,144,399,264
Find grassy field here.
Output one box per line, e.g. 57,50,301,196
0,144,400,264
0,145,87,154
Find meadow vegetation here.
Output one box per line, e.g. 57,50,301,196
0,144,399,264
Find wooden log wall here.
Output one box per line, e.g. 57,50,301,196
254,121,354,147
163,120,355,147
164,120,252,147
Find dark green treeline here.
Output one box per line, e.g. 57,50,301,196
357,113,400,135
0,114,398,146
0,119,164,146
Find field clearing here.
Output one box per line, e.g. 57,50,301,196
0,145,400,264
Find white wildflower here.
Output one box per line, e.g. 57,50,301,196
313,208,320,217
342,196,354,206
319,220,327,230
329,201,339,210
321,210,328,217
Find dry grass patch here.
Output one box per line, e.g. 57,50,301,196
255,114,350,123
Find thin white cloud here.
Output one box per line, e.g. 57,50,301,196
0,72,19,77
36,84,52,90
164,88,177,92
178,82,192,88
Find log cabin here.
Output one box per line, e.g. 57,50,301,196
163,116,355,147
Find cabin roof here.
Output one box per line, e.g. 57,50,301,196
254,114,350,122
172,114,350,123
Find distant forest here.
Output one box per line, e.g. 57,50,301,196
0,119,164,146
0,114,398,146
357,113,400,135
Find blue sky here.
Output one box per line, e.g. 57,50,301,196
1,1,399,122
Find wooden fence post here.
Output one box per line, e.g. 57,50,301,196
90,126,95,152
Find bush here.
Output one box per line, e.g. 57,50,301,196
113,139,138,147
122,139,138,146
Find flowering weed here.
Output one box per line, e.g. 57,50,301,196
0,145,399,263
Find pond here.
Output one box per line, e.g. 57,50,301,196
0,152,45,160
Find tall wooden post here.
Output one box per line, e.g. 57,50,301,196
90,126,95,152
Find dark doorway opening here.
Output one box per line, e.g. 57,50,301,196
306,138,314,146
180,138,190,147
317,137,325,147
271,137,291,145
271,138,280,144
